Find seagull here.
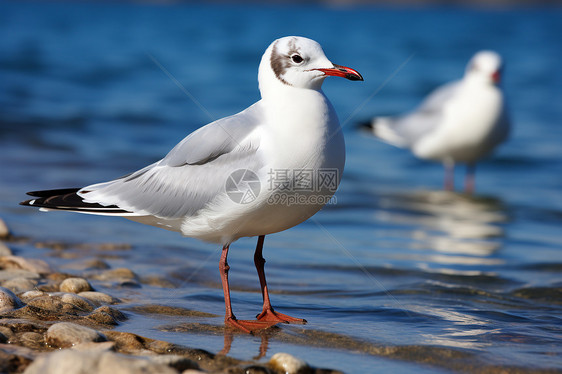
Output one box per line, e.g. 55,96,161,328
361,51,509,194
20,36,363,333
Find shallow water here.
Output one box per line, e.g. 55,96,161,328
1,2,561,373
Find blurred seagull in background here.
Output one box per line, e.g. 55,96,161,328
21,36,363,333
361,51,509,194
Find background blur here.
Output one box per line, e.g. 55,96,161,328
1,1,561,373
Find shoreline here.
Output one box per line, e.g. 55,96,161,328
2,216,559,374
0,217,339,374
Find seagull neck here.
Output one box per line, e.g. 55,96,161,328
262,86,329,127
464,74,493,88
261,87,334,162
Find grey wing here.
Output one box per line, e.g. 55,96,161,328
78,102,265,219
375,81,461,147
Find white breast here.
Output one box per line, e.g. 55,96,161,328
179,89,345,244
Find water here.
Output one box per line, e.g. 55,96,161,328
1,2,561,373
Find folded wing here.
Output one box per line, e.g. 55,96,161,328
374,81,461,148
22,102,265,220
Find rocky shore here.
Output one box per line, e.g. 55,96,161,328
0,218,340,374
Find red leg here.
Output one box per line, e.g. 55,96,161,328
465,163,476,195
443,160,455,192
254,235,306,324
219,244,277,333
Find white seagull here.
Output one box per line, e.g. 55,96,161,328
21,36,363,332
362,51,509,194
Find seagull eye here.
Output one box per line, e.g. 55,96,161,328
291,54,304,64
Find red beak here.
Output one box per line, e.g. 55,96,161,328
315,64,364,81
492,70,501,83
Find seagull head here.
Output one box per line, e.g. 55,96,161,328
258,36,363,95
465,50,503,85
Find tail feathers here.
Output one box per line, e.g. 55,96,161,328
357,119,376,133
20,188,133,216
357,117,393,137
369,117,410,148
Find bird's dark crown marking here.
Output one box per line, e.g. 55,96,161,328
270,39,301,86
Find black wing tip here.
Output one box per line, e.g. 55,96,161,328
20,199,34,206
20,188,131,214
25,188,81,198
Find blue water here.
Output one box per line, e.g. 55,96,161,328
1,2,562,373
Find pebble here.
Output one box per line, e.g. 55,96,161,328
19,290,45,303
0,326,15,341
1,277,38,293
62,258,110,271
269,352,310,374
86,306,126,326
46,322,107,348
0,218,9,239
91,268,137,281
242,365,272,374
102,331,146,353
0,286,24,313
89,267,140,288
60,278,93,294
147,354,200,372
80,259,111,270
25,294,93,316
0,242,13,256
0,256,52,274
0,269,40,282
18,332,45,350
23,349,178,374
99,352,180,374
78,291,120,306
60,293,95,312
71,341,116,353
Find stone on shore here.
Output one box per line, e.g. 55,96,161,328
71,341,116,353
25,294,94,315
60,277,93,294
46,322,107,348
86,306,126,325
89,268,140,288
0,286,24,313
269,352,311,374
2,276,38,294
18,332,45,350
0,243,12,256
0,218,10,239
19,290,45,303
78,291,120,306
146,354,200,372
23,349,179,374
0,256,52,274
